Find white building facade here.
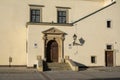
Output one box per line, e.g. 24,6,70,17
0,0,120,67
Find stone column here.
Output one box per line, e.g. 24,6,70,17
43,34,47,61
61,34,65,63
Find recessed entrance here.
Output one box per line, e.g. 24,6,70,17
43,27,66,63
46,40,58,62
105,51,113,67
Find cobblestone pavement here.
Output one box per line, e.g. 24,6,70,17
44,71,120,80
44,67,120,80
81,67,120,72
0,67,120,80
0,67,45,80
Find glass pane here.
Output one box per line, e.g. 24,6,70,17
62,17,66,23
58,17,66,23
31,10,36,14
30,9,40,22
58,17,61,23
36,16,40,22
62,11,66,16
107,45,112,49
31,16,36,22
58,11,66,16
36,10,40,15
58,11,61,16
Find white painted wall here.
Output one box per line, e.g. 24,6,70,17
0,0,120,67
0,0,27,65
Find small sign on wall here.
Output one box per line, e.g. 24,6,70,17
34,43,38,48
69,44,72,49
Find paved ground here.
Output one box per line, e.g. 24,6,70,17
0,67,120,80
0,67,44,80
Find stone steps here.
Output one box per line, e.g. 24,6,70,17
47,62,71,71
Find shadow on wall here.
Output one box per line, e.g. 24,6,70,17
73,61,89,71
43,60,89,71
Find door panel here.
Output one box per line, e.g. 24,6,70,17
46,40,58,62
51,41,58,62
105,51,113,67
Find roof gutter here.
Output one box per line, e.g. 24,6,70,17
72,1,116,24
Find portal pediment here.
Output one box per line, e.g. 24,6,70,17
42,27,66,34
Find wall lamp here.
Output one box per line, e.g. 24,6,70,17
73,34,85,46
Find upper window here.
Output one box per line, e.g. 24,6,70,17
106,45,112,50
30,9,40,22
29,5,44,23
57,10,67,23
107,20,111,28
56,7,70,24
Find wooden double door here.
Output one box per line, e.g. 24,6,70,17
46,40,58,62
105,51,114,67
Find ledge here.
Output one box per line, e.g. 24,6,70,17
56,6,71,9
29,4,45,7
26,22,73,27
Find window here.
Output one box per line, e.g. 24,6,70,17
56,7,70,24
107,20,111,28
30,9,40,22
29,5,44,23
57,11,67,23
106,45,112,50
91,56,96,63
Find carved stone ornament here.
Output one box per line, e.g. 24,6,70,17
42,27,66,35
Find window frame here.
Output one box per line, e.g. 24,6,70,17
91,56,96,64
106,19,112,28
106,44,113,50
57,8,69,24
29,5,43,23
30,9,40,23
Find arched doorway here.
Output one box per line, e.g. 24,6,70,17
46,40,58,62
43,27,66,63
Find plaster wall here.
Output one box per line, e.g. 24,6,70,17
28,0,120,67
0,0,119,67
